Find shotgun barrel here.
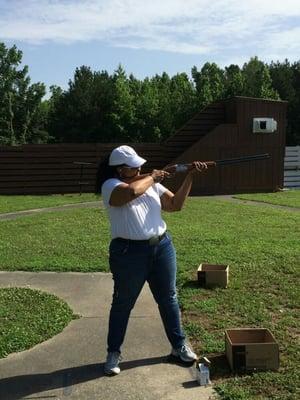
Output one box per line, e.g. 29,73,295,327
167,153,271,174
210,153,270,166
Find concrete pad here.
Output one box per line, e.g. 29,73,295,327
0,201,101,221
0,272,215,400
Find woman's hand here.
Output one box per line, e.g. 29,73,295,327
188,161,208,174
151,169,171,183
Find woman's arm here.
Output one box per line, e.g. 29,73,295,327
109,170,170,206
160,162,207,212
127,173,152,182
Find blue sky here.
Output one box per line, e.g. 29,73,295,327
1,0,300,97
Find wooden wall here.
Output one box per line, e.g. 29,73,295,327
0,97,287,195
0,143,163,194
165,97,287,194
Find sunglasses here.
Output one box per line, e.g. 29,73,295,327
122,165,140,170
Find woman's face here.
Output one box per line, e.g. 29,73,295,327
118,165,141,180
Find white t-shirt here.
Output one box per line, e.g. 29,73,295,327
101,178,168,240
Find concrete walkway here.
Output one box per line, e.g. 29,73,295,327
0,201,102,221
217,195,300,213
0,272,215,400
0,196,299,222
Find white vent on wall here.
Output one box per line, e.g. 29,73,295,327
253,118,277,133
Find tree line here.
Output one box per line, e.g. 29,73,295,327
0,42,299,146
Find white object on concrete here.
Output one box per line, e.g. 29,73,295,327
196,363,211,386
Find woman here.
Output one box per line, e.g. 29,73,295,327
97,145,207,375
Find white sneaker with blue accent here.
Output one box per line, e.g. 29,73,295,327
104,351,122,375
171,343,197,362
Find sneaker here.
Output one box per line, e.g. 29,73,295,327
171,343,197,363
104,351,122,375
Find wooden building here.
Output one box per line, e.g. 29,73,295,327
0,96,287,195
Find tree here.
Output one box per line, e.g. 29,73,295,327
269,60,300,145
192,62,225,108
224,64,245,97
108,65,136,142
170,73,197,130
290,61,300,145
129,75,161,142
0,42,46,145
242,57,279,99
150,72,173,141
47,66,115,142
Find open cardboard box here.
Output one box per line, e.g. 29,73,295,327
197,263,229,288
225,328,279,371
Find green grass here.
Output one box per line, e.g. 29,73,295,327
0,193,100,214
0,193,299,399
233,190,300,208
0,208,110,271
0,287,77,358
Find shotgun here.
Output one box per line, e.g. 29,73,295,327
164,153,270,173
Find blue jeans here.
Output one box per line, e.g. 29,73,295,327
107,233,186,353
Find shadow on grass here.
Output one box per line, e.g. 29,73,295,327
208,354,232,380
180,280,199,289
204,354,255,381
0,355,193,400
180,279,221,291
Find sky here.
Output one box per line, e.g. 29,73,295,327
1,0,300,97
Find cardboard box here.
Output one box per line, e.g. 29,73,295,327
225,328,279,371
197,263,229,288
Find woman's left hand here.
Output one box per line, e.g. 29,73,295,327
189,161,208,174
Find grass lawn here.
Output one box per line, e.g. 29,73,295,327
0,194,299,399
233,189,300,208
0,287,76,358
0,193,100,214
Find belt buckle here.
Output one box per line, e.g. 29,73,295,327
149,236,160,246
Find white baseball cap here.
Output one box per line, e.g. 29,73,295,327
109,145,146,168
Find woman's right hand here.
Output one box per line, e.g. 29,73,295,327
151,169,170,183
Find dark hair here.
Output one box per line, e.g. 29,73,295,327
95,156,122,194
